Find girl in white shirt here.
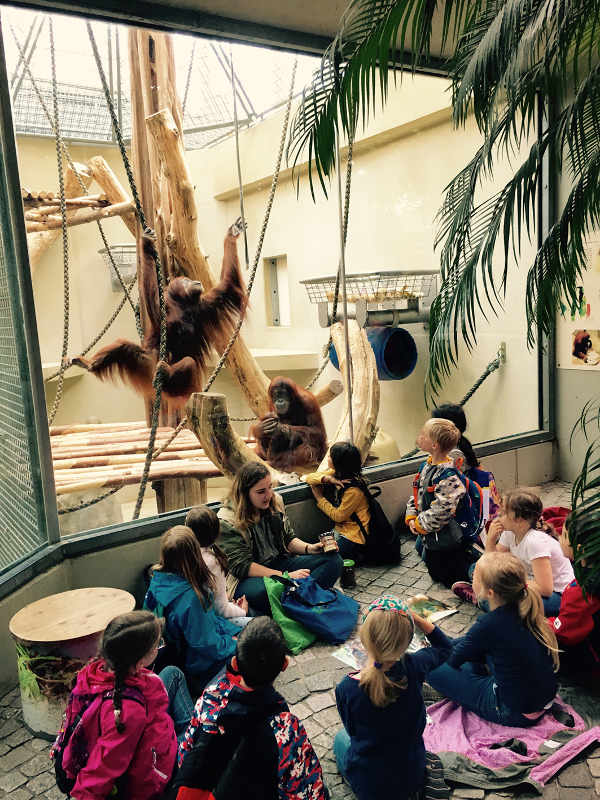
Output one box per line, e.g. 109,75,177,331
485,489,574,616
185,506,253,627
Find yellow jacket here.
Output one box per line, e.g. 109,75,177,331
303,468,370,545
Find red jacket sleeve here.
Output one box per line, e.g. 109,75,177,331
548,581,600,646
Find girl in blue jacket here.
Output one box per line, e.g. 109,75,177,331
144,526,238,693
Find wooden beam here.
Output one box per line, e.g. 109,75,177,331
186,392,271,481
27,161,92,273
319,320,380,468
25,200,134,233
88,156,138,237
314,378,343,408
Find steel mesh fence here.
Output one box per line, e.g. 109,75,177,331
0,221,46,570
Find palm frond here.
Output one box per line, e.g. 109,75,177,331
525,146,600,346
288,0,481,196
569,440,600,596
570,396,600,449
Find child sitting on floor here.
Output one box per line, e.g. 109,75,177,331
479,489,574,616
144,526,239,693
548,521,600,683
185,505,252,627
171,616,328,800
334,596,452,800
427,553,560,726
406,418,477,587
53,611,194,800
304,441,370,562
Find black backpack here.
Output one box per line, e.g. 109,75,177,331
349,483,401,566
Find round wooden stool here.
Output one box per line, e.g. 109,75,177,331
9,587,135,738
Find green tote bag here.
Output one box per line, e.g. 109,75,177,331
263,575,316,654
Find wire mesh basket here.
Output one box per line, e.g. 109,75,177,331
300,270,437,305
98,244,137,292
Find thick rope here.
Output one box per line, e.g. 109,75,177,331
202,58,298,394
46,19,70,426
87,22,168,521
10,22,141,377
230,49,250,271
57,485,123,515
181,40,196,119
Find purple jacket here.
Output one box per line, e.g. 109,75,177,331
60,659,177,800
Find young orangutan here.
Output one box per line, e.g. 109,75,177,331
73,218,247,407
250,377,327,471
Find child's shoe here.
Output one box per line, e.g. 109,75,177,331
451,580,477,605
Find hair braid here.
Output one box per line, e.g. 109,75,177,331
112,667,126,733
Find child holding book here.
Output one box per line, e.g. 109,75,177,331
334,596,452,800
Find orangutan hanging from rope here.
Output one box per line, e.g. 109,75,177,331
73,218,247,407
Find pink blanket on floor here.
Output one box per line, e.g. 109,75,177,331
423,698,600,792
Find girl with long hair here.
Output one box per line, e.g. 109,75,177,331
304,441,370,561
334,596,452,800
185,505,252,626
54,610,193,799
144,526,238,691
427,552,560,726
218,462,343,615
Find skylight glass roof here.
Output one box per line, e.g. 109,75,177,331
3,7,319,149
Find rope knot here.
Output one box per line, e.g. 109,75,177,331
143,226,157,240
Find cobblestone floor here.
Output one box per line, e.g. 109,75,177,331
2,480,598,799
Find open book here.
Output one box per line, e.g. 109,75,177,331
332,594,458,669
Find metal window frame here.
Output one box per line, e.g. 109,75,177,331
0,1,555,599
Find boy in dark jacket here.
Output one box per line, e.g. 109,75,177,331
171,617,328,800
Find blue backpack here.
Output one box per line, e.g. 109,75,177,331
413,462,484,542
273,575,359,644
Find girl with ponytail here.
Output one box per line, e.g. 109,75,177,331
56,610,194,799
334,596,453,800
427,553,560,727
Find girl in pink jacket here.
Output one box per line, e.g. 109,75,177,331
53,610,194,800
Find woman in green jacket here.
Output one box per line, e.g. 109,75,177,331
218,462,343,615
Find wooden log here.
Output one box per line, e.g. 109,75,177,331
88,156,137,237
55,463,221,494
186,392,271,481
27,162,92,273
319,320,380,468
53,449,208,469
25,200,134,233
146,108,271,417
50,421,150,435
314,379,344,408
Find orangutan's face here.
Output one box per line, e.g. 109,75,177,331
272,385,291,417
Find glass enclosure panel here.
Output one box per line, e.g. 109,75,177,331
2,7,541,538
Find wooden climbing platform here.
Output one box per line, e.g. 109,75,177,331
50,421,256,495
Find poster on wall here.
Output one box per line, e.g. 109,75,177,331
556,240,600,370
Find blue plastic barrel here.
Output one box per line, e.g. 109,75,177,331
329,326,418,381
